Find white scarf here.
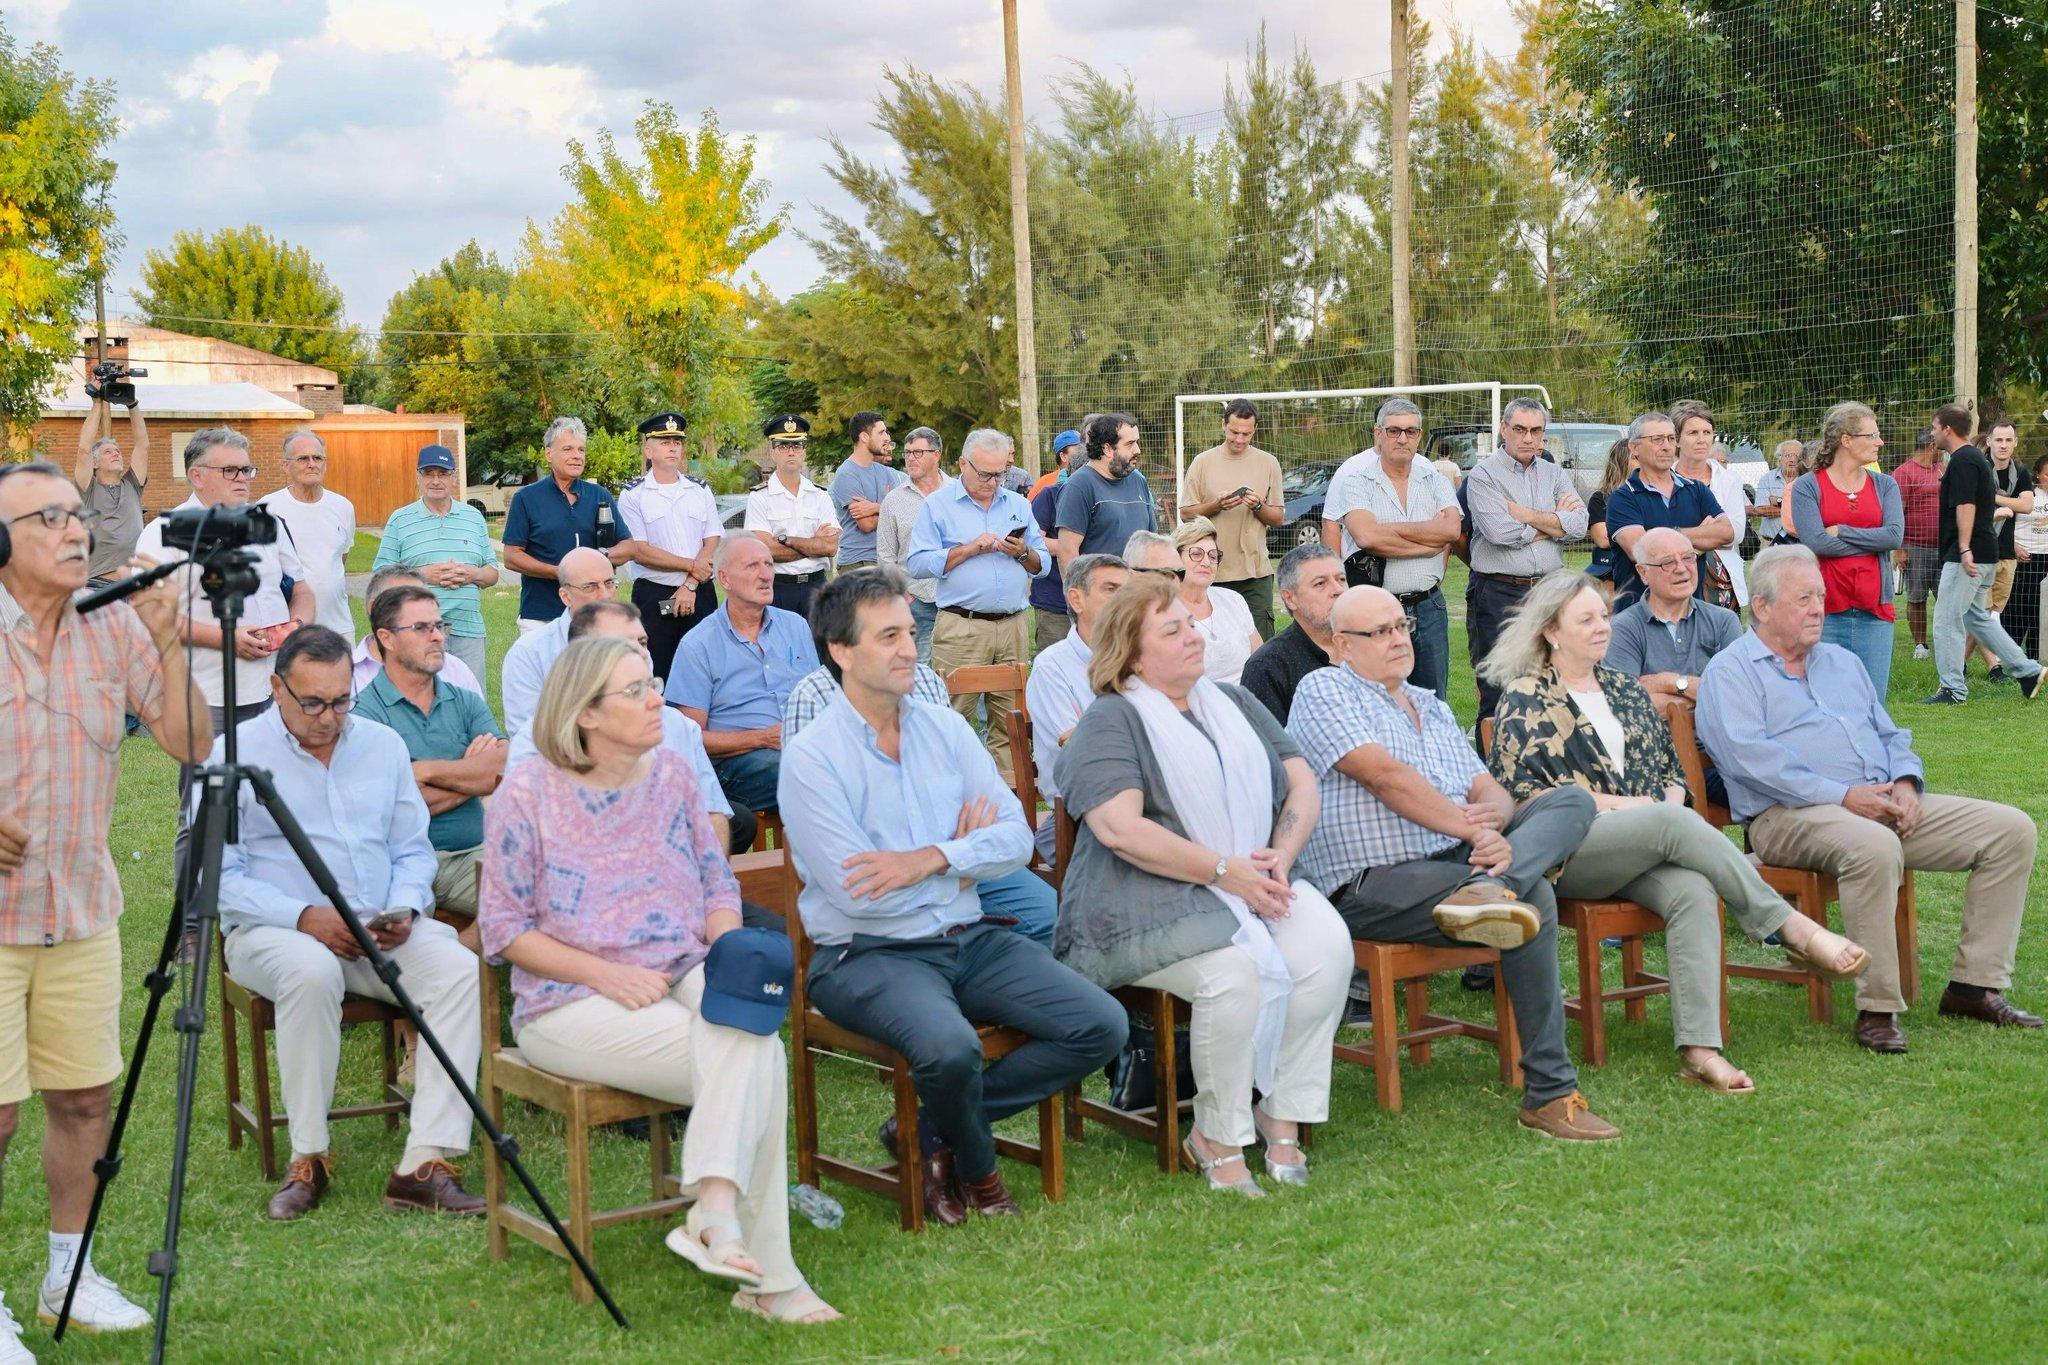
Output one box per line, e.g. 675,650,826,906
1122,676,1293,1090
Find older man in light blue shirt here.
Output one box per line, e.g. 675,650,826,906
212,627,484,1220
778,569,1123,1224
906,427,1048,779
1697,544,2039,1052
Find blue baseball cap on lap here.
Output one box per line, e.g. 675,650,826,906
700,929,795,1035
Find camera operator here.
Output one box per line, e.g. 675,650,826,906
0,460,210,1347
72,394,151,588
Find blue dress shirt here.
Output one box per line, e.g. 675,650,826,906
214,709,438,931
503,477,622,621
1696,631,1924,822
779,694,1033,945
905,478,1050,613
664,602,820,730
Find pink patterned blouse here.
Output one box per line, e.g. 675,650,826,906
480,749,740,1031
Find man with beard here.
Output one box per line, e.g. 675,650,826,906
1054,412,1154,570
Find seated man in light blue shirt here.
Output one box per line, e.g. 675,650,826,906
780,570,1124,1226
500,545,620,738
906,427,1049,779
1698,544,2040,1055
211,627,484,1222
666,537,819,814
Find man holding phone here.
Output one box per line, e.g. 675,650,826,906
906,428,1050,780
213,627,485,1222
1180,398,1285,636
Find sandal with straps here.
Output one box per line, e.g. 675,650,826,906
665,1207,764,1287
1252,1107,1309,1187
731,1285,841,1325
1180,1131,1264,1199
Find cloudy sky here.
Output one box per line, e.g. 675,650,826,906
13,0,1520,326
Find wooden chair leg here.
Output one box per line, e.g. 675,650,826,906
1492,960,1523,1088
222,999,244,1153
1897,879,1920,1006
483,1071,509,1264
1799,882,1835,1024
891,1063,924,1232
565,1091,595,1305
249,1016,279,1182
1575,925,1608,1068
791,1038,820,1187
1153,1000,1180,1173
1038,1093,1064,1201
1619,936,1649,1024
1403,979,1432,1065
1366,949,1401,1112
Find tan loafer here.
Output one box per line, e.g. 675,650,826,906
1517,1092,1620,1141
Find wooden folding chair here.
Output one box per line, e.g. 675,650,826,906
1333,940,1522,1112
944,661,1029,778
1665,704,1919,1018
783,855,1064,1232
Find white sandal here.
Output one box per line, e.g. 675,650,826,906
665,1208,764,1286
1253,1107,1309,1187
731,1285,841,1325
1181,1131,1264,1198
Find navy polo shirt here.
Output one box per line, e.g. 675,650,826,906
503,477,623,621
1604,470,1723,608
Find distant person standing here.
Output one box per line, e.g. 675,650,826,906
371,445,499,681
1787,402,1903,699
1054,412,1154,569
2005,454,2048,661
1923,404,2045,703
502,416,626,632
1972,419,2033,680
877,426,946,662
1670,400,1750,610
1179,399,1285,636
744,415,838,618
829,410,904,572
1891,427,1945,660
71,394,151,588
258,429,358,642
616,412,722,677
1751,440,1804,546
1028,428,1083,652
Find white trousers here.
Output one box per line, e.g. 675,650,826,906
515,965,802,1296
1132,881,1352,1147
225,917,480,1158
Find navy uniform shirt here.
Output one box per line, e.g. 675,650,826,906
503,477,622,621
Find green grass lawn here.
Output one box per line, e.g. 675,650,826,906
19,564,2048,1361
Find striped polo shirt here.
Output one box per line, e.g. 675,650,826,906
371,499,496,639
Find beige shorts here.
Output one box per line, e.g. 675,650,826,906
0,926,123,1105
433,846,481,922
1990,558,2018,612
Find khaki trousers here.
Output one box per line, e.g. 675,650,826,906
1748,793,2036,1013
930,609,1029,779
433,846,481,921
515,965,802,1296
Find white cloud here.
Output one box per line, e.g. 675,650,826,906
167,46,280,106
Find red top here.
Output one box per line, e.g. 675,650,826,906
1893,457,1944,548
1816,472,1895,620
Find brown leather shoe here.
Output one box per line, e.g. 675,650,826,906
879,1117,966,1227
383,1159,485,1215
1516,1092,1620,1142
1854,1010,1909,1054
961,1168,1020,1216
265,1154,331,1221
1938,987,2045,1029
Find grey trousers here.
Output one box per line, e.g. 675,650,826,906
1331,786,1595,1107
1553,803,1795,1050
1934,560,2044,697
444,632,489,684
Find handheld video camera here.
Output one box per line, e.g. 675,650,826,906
84,360,147,408
159,502,278,559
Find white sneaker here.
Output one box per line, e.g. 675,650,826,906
1913,644,1930,660
37,1267,150,1334
0,1291,34,1363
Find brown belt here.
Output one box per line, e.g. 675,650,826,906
1476,572,1542,588
941,606,1024,622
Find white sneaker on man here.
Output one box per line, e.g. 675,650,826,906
36,1267,150,1333
0,1290,35,1363
1912,643,1930,660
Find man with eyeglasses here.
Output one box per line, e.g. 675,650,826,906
1320,397,1463,700
1287,585,1613,1141
0,460,209,1342
907,428,1048,780
214,626,485,1222
135,426,315,731
499,545,620,739
1603,410,1731,614
258,429,358,642
352,586,506,945
1463,398,1588,718
877,427,948,661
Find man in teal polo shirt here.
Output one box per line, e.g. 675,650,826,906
353,585,506,948
372,445,500,680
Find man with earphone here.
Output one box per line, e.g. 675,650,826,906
0,458,210,1346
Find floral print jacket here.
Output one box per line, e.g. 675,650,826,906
1487,665,1686,803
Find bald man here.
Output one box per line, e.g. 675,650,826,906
1286,586,1614,1140
499,545,619,738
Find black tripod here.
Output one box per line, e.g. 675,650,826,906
54,546,628,1359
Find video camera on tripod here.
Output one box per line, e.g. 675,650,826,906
84,359,148,408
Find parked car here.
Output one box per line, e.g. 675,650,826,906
717,494,749,533
465,469,532,518
1540,422,1630,501
1265,460,1344,556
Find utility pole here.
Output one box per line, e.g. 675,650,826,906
1954,0,1979,415
1390,0,1416,390
1002,0,1042,474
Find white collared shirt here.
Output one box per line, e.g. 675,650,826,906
1023,631,1094,800
744,474,836,576
619,472,721,587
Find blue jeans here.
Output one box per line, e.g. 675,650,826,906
974,867,1058,948
1406,587,1450,701
1934,560,2043,698
712,748,782,813
1822,608,1896,701
909,598,937,665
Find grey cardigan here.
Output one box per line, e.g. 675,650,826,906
1788,470,1904,601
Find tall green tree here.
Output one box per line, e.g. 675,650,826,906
136,225,369,387
370,240,511,412
0,22,117,443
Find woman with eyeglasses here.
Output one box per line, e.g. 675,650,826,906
1165,517,1262,685
1787,401,1904,698
1483,570,1870,1094
479,636,839,1324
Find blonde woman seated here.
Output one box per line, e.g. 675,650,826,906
1055,575,1350,1193
1162,519,1263,684
478,636,837,1325
1481,570,1870,1093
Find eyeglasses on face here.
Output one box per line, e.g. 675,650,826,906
281,681,355,717
962,463,1009,484
598,676,665,703
565,577,618,594
1639,557,1692,574
1506,423,1547,437
1182,546,1222,565
194,463,257,479
1378,425,1422,439
383,619,449,637
1336,616,1417,643
7,505,102,533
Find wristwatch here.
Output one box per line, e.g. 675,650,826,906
1210,855,1229,885
776,531,792,547
1674,677,1690,696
